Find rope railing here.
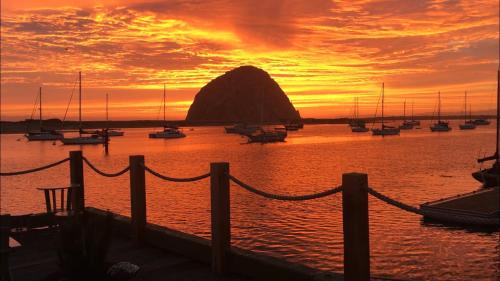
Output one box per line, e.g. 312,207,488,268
0,158,70,176
366,186,500,226
82,157,130,178
141,163,210,182
229,175,343,201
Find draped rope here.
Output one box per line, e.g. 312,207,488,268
141,163,210,182
0,158,70,176
366,186,499,226
83,157,130,177
229,175,343,201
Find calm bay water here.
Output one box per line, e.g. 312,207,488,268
1,122,499,280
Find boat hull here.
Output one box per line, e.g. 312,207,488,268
472,168,500,188
371,128,400,136
351,127,369,133
459,123,476,130
149,132,186,139
25,132,63,141
247,131,287,143
60,136,105,145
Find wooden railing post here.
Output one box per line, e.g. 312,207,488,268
129,155,146,242
69,151,84,212
342,173,370,281
210,162,230,274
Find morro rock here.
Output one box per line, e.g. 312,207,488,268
186,66,301,123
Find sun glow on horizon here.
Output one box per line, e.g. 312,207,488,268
1,0,498,121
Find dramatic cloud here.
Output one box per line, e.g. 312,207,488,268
1,0,498,120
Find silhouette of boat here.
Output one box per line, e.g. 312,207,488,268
399,99,414,130
246,128,287,143
284,123,303,131
25,87,64,141
103,93,124,136
430,92,452,132
225,123,260,135
472,118,491,125
371,83,400,136
60,72,106,145
149,84,186,139
351,97,369,133
472,69,500,188
459,92,476,130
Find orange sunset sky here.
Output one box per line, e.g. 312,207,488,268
1,0,499,121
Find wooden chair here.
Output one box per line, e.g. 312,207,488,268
37,186,74,215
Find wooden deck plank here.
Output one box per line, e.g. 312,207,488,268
423,187,499,216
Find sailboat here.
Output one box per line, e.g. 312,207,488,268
351,97,369,132
459,91,476,130
399,99,414,130
102,93,124,137
25,87,64,141
430,92,452,132
371,83,400,136
60,72,106,145
149,84,186,139
472,69,500,188
245,91,287,143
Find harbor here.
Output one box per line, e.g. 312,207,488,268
2,149,498,281
1,123,499,281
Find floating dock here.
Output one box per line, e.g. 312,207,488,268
420,186,500,226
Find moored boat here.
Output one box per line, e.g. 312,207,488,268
25,87,64,141
60,72,106,145
472,69,500,188
459,92,476,130
430,92,452,132
371,83,400,136
246,128,287,143
351,97,369,133
149,84,187,139
225,123,260,135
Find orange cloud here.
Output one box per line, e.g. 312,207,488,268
1,0,498,120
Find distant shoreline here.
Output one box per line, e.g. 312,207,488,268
0,115,496,134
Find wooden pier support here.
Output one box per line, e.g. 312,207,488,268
342,173,370,281
69,151,85,212
210,162,231,275
129,155,146,242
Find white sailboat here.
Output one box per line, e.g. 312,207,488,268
149,84,186,139
399,99,414,130
103,93,124,136
60,72,106,145
371,83,400,136
245,91,287,143
430,92,452,132
25,87,64,141
351,97,369,132
459,91,476,130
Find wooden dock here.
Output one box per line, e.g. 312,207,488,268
420,186,500,225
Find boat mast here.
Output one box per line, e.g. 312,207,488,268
381,83,385,128
79,71,82,136
106,93,109,128
496,69,499,158
403,99,406,121
438,91,441,123
39,87,42,130
464,91,467,123
411,101,414,121
163,83,166,126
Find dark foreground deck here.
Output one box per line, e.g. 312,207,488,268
9,228,257,281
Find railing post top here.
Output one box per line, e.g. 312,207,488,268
342,172,368,178
130,155,145,160
70,150,83,157
210,162,229,169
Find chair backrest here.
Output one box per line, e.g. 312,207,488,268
37,187,73,214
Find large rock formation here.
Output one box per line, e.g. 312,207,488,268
186,66,300,123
